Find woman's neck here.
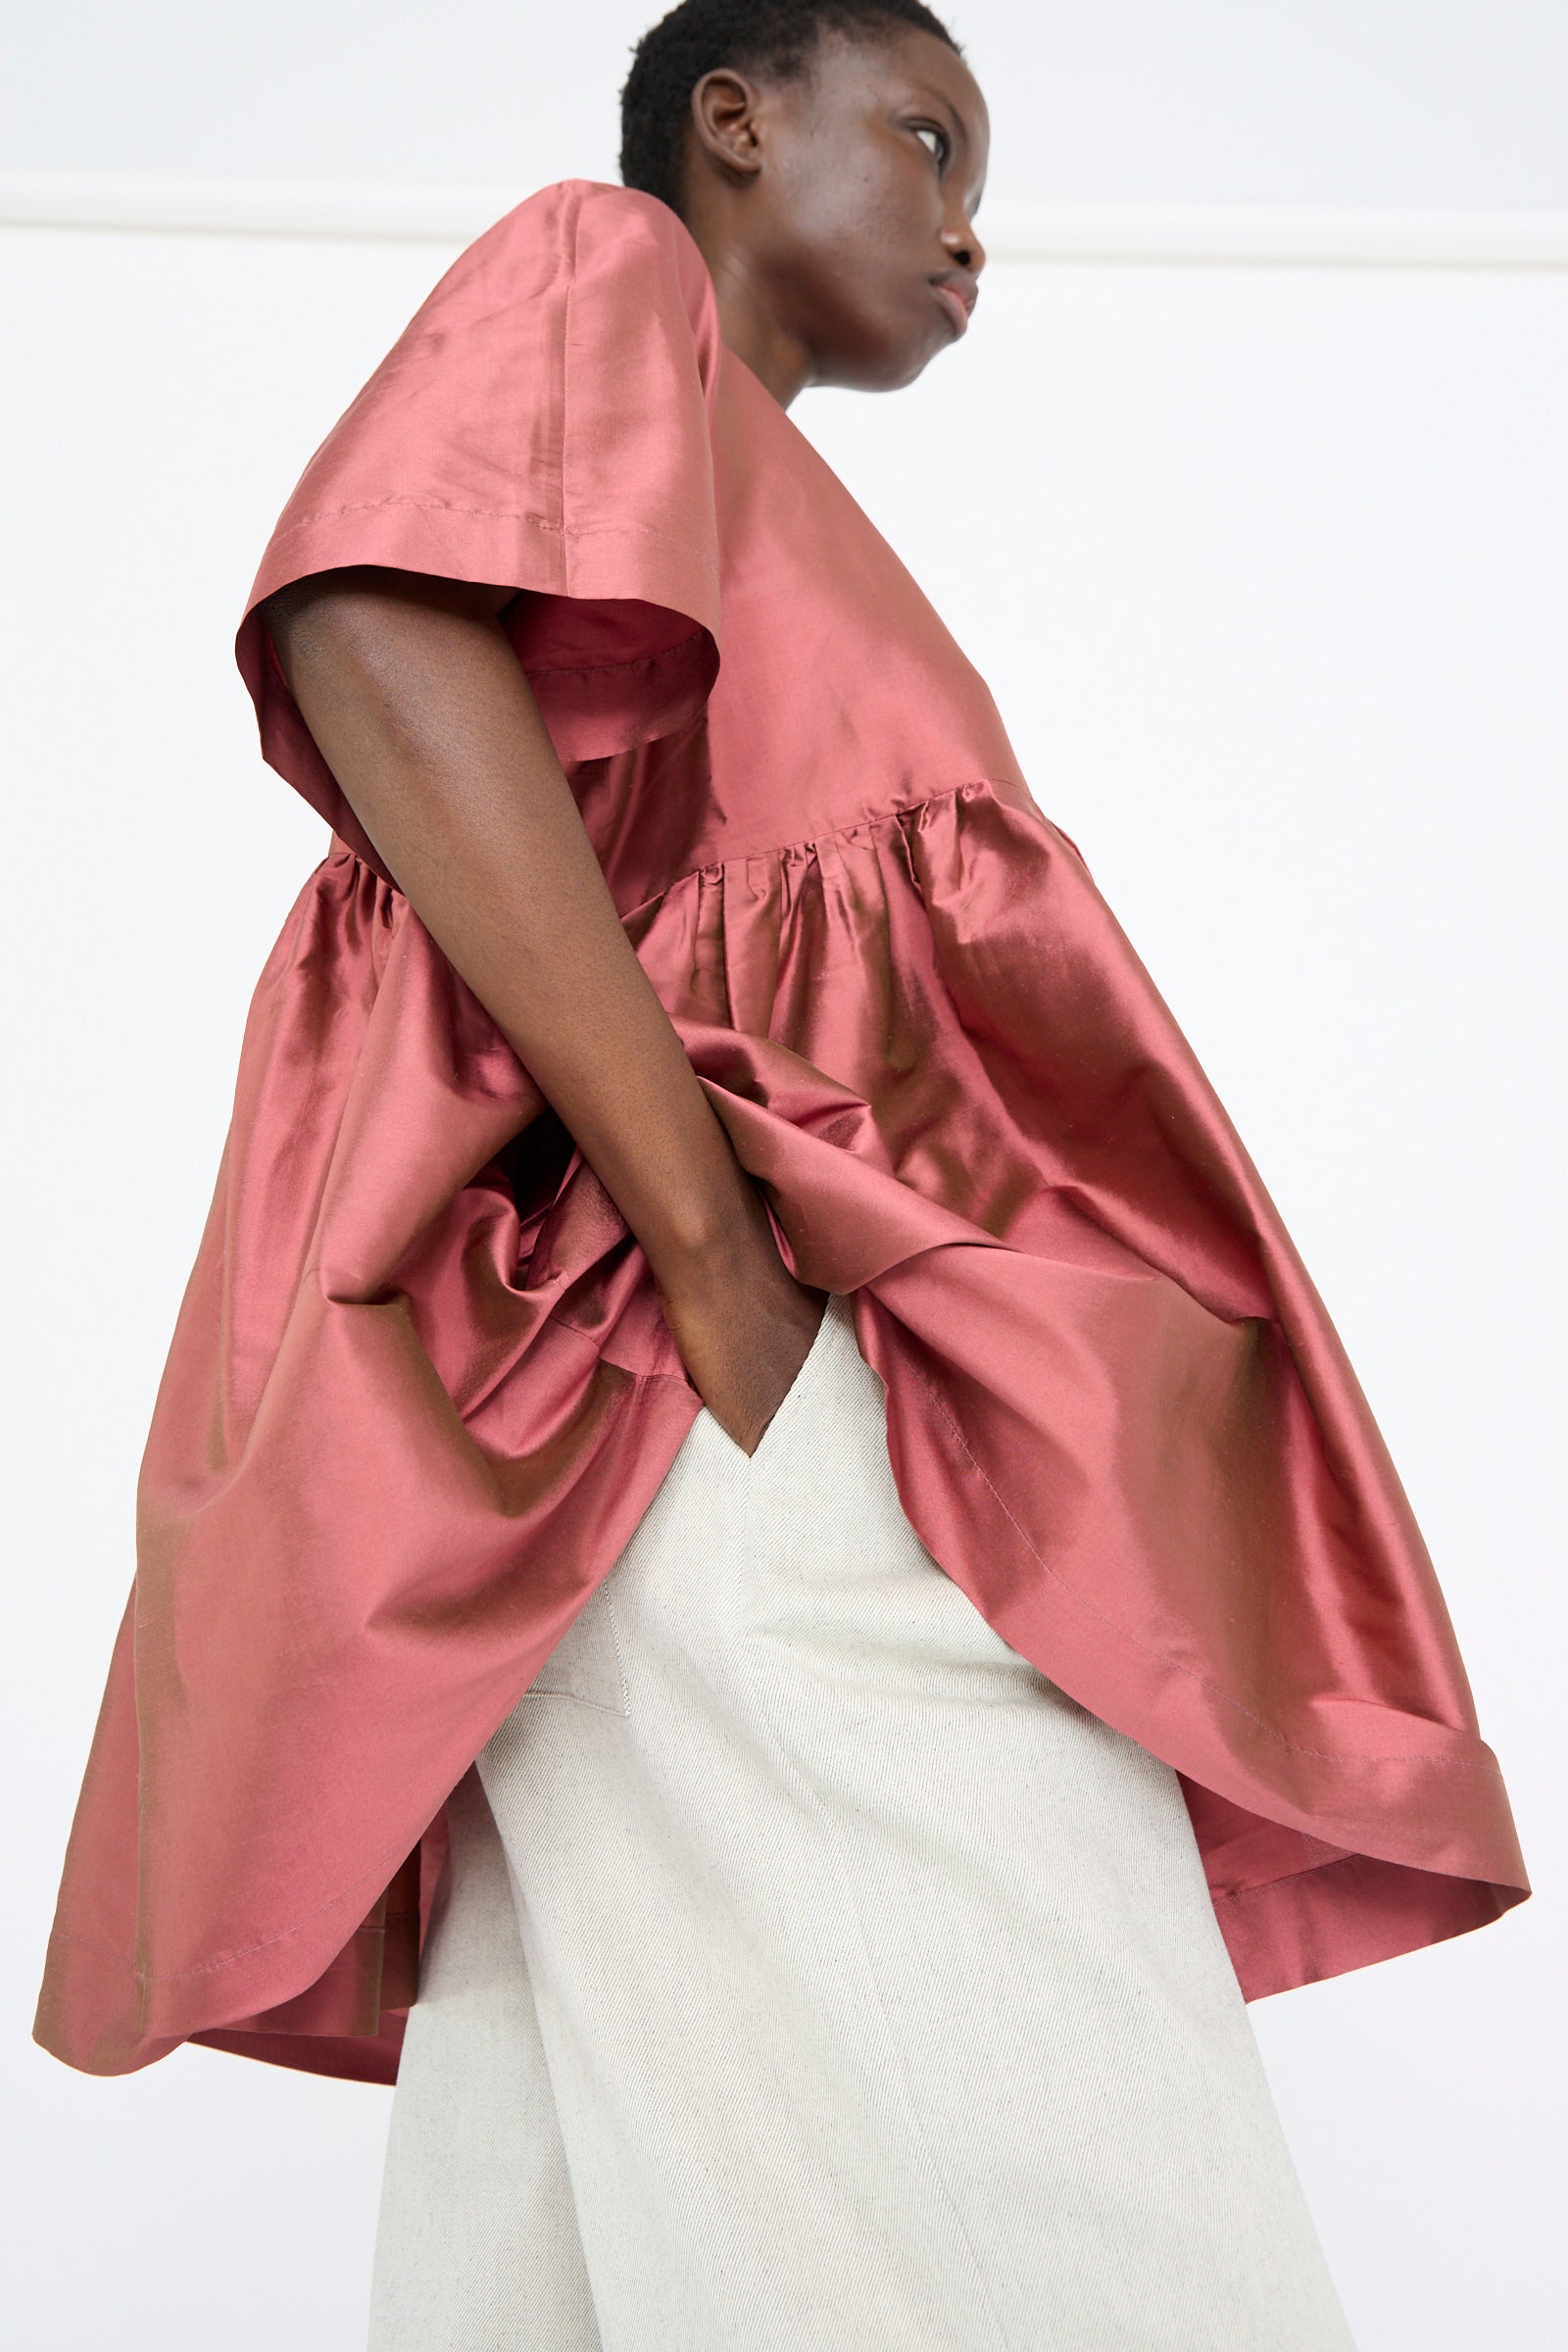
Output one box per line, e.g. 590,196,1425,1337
684,220,810,411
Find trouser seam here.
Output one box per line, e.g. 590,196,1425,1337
738,1446,1015,2352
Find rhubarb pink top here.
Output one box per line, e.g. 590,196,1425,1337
37,181,1526,2082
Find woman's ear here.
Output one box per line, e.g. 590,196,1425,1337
689,69,768,184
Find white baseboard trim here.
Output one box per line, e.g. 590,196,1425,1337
2,172,1566,270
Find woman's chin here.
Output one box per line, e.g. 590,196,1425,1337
817,329,947,395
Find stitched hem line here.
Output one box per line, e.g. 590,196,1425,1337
1211,1855,1373,1904
47,1844,417,1988
264,497,721,581
516,623,709,680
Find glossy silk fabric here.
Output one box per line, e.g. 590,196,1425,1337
36,181,1526,2082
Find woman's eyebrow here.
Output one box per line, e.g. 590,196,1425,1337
902,79,960,125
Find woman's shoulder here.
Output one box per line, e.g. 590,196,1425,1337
458,179,710,306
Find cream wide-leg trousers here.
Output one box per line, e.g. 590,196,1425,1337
368,1294,1354,2351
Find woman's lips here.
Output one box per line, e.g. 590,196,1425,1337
931,279,974,337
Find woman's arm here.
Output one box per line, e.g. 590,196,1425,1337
264,564,823,1454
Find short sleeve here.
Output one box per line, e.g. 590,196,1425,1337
235,180,723,872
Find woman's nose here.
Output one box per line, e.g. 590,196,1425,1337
941,214,986,277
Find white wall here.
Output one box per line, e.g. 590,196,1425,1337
4,7,1565,2348
4,0,1568,208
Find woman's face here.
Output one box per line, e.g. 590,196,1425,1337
688,27,990,395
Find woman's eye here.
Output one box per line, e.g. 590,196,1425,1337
913,125,949,167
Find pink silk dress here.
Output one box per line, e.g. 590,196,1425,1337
36,180,1527,2083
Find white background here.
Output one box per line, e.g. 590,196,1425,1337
3,4,1564,2346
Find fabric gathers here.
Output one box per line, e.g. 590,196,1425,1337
35,177,1527,2085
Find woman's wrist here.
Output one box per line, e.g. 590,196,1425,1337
640,1161,780,1303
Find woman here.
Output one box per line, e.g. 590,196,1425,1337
37,2,1525,2343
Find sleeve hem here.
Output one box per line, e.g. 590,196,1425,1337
245,506,720,647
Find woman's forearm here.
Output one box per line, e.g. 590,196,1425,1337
264,567,763,1291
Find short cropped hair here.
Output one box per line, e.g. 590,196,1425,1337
620,0,959,216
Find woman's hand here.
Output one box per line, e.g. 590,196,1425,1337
655,1183,828,1456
